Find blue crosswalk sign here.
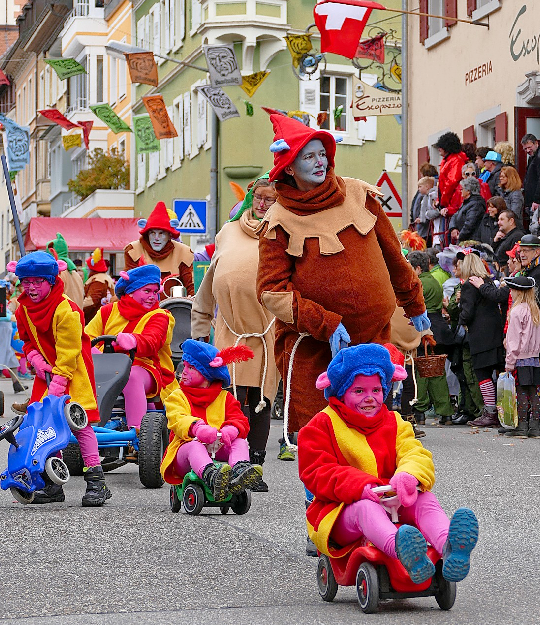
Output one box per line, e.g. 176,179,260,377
173,199,207,234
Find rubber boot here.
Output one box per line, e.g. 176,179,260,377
249,450,269,492
202,462,231,501
504,418,528,438
229,461,263,494
528,418,540,438
82,465,112,507
32,483,65,504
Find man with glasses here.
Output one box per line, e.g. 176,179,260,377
521,134,540,218
519,235,540,305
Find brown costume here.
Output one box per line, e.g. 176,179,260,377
83,271,115,325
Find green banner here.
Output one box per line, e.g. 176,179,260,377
193,261,211,292
90,104,132,134
133,115,160,153
44,58,87,80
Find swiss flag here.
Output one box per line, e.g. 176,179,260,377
314,0,386,59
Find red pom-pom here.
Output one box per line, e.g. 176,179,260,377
383,343,405,367
215,345,254,365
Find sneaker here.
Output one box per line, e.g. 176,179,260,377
31,483,65,504
17,372,33,380
228,461,263,494
395,525,435,584
277,442,295,461
438,415,454,426
11,398,30,416
202,462,231,501
250,479,269,492
442,508,479,582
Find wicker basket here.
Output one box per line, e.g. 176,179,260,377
414,339,447,378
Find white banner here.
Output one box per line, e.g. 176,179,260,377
196,86,240,122
203,44,242,87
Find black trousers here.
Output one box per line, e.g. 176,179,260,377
235,385,271,451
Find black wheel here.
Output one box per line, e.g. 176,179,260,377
138,412,168,489
64,402,88,431
45,457,70,485
220,506,229,515
62,443,85,476
356,562,379,614
169,485,182,513
0,415,23,444
182,483,204,515
231,489,251,515
317,554,338,602
0,390,4,416
10,487,34,504
434,569,457,610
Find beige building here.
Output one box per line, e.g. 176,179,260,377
408,0,540,189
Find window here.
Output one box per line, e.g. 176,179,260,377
118,57,126,100
22,85,26,125
196,92,207,147
118,137,126,156
471,0,500,21
152,4,161,56
183,92,191,157
319,75,349,133
28,78,32,123
96,56,103,102
39,71,44,110
68,57,88,112
110,57,117,106
173,0,185,48
137,152,146,192
148,150,159,184
428,0,444,38
172,95,184,167
44,66,50,107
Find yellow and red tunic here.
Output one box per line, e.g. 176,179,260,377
297,399,435,558
85,297,177,399
15,279,99,422
161,381,249,484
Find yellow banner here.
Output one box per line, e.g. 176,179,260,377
390,64,402,84
240,71,270,98
285,34,312,68
63,134,82,150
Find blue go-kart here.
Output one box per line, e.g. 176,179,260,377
0,390,88,504
63,335,169,489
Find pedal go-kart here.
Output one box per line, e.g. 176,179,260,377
0,391,88,504
316,485,456,614
63,335,168,489
169,436,251,516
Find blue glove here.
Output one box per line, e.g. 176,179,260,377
329,323,350,358
411,311,431,332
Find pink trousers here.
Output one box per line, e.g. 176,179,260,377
174,438,250,478
72,423,100,468
123,366,154,429
331,491,450,558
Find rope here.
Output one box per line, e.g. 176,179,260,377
283,332,309,451
405,351,418,407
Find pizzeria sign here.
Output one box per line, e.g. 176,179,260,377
352,77,402,117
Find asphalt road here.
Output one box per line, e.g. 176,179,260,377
0,377,538,624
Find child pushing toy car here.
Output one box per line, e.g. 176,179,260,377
298,343,478,585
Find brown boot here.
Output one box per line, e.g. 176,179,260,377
11,398,30,415
405,414,426,439
468,407,499,428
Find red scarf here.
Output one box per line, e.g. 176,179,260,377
329,396,388,434
117,295,159,321
275,168,346,215
17,279,65,333
180,381,223,420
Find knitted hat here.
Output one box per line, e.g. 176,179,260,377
181,339,254,386
229,172,271,222
504,276,536,290
264,108,336,181
7,251,67,285
115,264,161,297
315,344,407,400
138,201,180,239
46,232,76,272
86,248,108,273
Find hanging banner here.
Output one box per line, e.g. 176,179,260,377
352,76,401,117
63,134,82,150
196,86,240,122
38,108,80,130
78,120,94,149
355,33,385,62
90,104,132,133
284,34,313,67
240,71,270,98
44,58,87,80
133,115,160,153
203,45,242,87
125,52,158,87
0,70,10,86
390,63,402,84
142,94,178,139
0,115,30,171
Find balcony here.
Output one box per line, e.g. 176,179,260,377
61,0,107,58
17,0,73,54
61,189,134,218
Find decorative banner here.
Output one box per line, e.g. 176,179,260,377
203,44,242,87
0,115,30,171
44,58,87,80
285,34,313,67
244,101,254,116
78,120,94,149
90,104,132,133
352,76,401,117
240,71,270,97
125,52,158,87
38,108,80,130
63,134,82,150
141,94,178,139
0,70,10,86
390,63,402,84
196,86,239,122
133,115,160,153
355,33,385,62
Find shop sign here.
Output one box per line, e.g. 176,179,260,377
352,77,402,117
510,4,540,65
465,61,493,86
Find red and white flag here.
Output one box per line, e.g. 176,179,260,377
314,0,386,59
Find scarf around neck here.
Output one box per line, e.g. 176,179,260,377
329,396,387,434
275,167,346,215
141,236,175,261
180,380,223,409
18,279,65,333
117,295,159,321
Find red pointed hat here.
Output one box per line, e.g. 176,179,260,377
264,108,336,181
86,247,108,273
138,201,180,239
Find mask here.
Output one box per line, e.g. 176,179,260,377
181,361,209,388
342,374,384,417
287,139,328,190
148,229,170,252
130,283,160,309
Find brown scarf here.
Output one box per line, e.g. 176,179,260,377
275,168,346,215
140,235,175,261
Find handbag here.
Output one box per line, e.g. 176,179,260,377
496,372,518,429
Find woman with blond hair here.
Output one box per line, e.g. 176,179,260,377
496,166,524,220
457,250,504,428
494,141,515,166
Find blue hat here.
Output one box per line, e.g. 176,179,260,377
483,150,502,163
115,265,161,297
8,251,63,285
316,344,403,400
181,340,231,385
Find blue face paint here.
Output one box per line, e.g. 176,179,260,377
288,139,328,190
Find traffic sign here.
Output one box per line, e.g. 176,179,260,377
173,199,207,234
375,171,402,218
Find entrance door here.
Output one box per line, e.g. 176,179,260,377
515,107,540,181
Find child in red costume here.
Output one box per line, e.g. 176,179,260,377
298,344,479,585
161,340,263,500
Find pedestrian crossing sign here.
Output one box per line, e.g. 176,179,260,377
173,199,207,234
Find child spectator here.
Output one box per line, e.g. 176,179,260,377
412,177,438,240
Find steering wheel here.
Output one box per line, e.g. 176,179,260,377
0,415,24,447
91,335,136,362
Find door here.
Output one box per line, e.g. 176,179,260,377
515,106,540,181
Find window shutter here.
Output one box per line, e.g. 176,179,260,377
467,0,476,17
197,93,207,147
169,0,175,49
166,105,174,166
445,0,457,28
136,17,145,47
417,146,430,177
183,92,191,157
419,0,429,43
178,0,185,42
463,125,476,144
137,153,146,189
495,112,508,142
191,0,201,31
144,14,151,48
175,98,184,162
299,79,319,128
163,0,170,51
153,5,161,55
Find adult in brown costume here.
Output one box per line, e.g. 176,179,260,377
82,248,115,325
256,110,429,433
124,201,194,296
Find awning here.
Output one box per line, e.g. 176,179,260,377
24,217,140,252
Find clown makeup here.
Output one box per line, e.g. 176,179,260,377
20,277,52,303
181,361,210,388
342,374,384,417
285,139,328,191
130,283,160,309
148,229,171,252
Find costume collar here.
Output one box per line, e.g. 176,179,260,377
117,295,159,321
180,380,223,408
329,396,386,434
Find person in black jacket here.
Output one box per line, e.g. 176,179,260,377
521,134,540,217
492,210,524,273
519,235,540,306
479,196,505,247
483,151,503,196
449,177,486,243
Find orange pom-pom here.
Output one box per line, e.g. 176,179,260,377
216,345,254,365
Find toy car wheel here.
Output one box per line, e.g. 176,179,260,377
182,484,204,515
62,443,85,476
10,487,34,505
45,457,70,485
317,554,338,602
434,568,457,610
220,506,229,515
356,562,379,614
65,402,88,432
138,412,168,489
231,489,251,515
170,485,182,513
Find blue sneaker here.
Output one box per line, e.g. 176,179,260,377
17,372,33,380
442,507,479,582
395,525,435,584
